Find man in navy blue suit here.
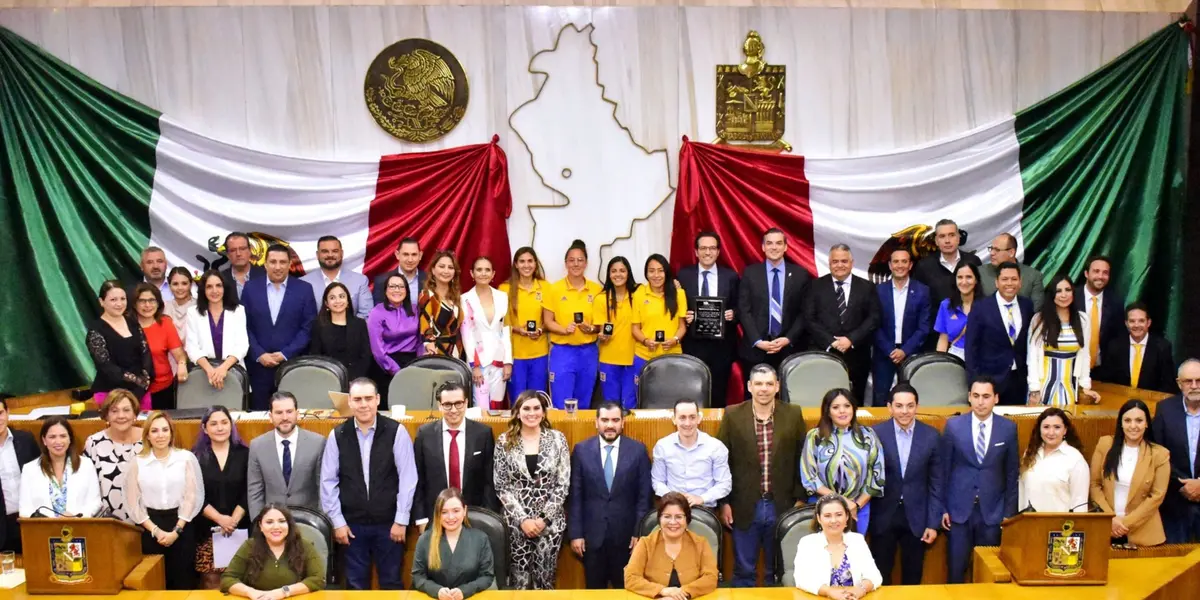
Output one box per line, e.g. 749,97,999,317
568,400,652,589
940,375,1018,584
242,244,318,409
964,261,1034,406
871,249,931,407
869,383,943,585
1151,359,1200,543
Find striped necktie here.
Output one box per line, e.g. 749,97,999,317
1005,303,1017,343
975,422,987,463
836,281,847,324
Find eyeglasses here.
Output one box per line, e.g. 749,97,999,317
440,401,467,410
697,245,719,252
1179,378,1200,387
987,246,1014,253
136,299,158,305
386,284,406,290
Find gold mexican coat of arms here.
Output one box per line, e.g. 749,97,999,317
49,526,89,584
364,39,469,143
1045,520,1086,577
716,31,787,148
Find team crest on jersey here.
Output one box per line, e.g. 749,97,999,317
548,372,556,383
587,294,594,303
535,292,542,302
598,371,607,382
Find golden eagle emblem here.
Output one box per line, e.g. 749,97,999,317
365,39,469,143
868,224,969,284
197,232,306,278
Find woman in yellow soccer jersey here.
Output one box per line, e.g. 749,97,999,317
542,240,603,409
500,247,551,396
594,257,640,409
632,255,688,383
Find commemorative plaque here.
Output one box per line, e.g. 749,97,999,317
693,297,725,340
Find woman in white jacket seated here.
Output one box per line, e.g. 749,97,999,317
185,270,250,390
19,417,102,518
460,256,514,408
794,494,882,599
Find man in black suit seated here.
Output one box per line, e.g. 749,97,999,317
0,395,39,552
219,231,267,300
912,219,981,351
411,382,498,533
803,244,881,402
1098,302,1176,394
372,237,426,306
737,228,811,371
1073,255,1123,369
678,231,740,408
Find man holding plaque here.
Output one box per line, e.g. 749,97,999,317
679,232,740,408
737,228,811,372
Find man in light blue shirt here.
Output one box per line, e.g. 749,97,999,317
1152,359,1200,543
650,399,731,507
301,236,374,319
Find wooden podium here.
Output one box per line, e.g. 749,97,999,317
999,512,1112,585
18,517,144,594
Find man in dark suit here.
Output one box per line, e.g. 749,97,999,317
871,249,932,406
964,262,1034,406
912,219,981,351
0,396,39,552
679,231,741,408
803,244,881,403
242,244,318,409
219,232,266,300
869,383,943,585
1074,255,1123,369
737,228,811,372
568,400,652,589
940,376,1019,584
372,237,426,306
1151,359,1200,543
1098,302,1176,393
717,364,808,587
412,382,497,532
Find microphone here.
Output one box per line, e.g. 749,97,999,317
33,506,81,518
1018,500,1092,515
426,381,439,420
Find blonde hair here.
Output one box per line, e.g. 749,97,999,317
100,389,140,421
428,488,471,571
137,411,177,457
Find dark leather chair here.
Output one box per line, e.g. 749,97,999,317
637,505,724,581
775,503,817,587
779,351,850,407
275,356,348,409
388,356,473,411
637,354,711,409
465,506,508,590
288,505,337,586
899,352,969,406
177,362,249,410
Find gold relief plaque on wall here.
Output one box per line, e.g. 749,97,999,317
716,31,787,149
364,39,469,143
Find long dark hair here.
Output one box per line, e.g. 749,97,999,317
245,503,308,583
507,247,545,320
38,416,81,478
602,256,638,322
196,269,239,316
318,282,354,325
644,254,679,318
815,388,867,445
1020,407,1084,473
1034,274,1084,345
383,273,415,316
192,405,247,461
167,267,194,300
1103,400,1158,479
949,262,980,311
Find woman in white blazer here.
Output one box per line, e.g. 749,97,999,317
794,495,882,599
1026,274,1099,408
460,257,514,408
19,417,102,518
185,270,250,390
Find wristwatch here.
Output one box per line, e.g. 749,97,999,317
282,585,291,597
173,525,185,534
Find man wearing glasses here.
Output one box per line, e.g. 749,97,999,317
411,381,498,533
678,232,740,408
977,233,1045,310
219,232,266,299
1152,359,1200,543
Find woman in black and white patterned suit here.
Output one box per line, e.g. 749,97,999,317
493,390,570,589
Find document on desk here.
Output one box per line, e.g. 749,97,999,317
212,528,249,569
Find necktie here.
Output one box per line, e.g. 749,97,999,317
1005,303,1017,343
603,444,615,491
281,440,292,486
1131,344,1144,389
975,422,987,464
1089,297,1101,364
448,429,462,490
768,268,782,336
835,281,847,325
701,271,711,296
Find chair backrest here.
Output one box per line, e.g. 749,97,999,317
776,504,817,588
177,363,248,410
275,356,348,409
637,354,711,409
780,351,851,406
387,356,473,411
466,507,509,590
636,506,724,580
900,352,969,407
288,505,336,585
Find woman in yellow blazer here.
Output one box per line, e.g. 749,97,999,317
625,492,718,599
1089,399,1171,546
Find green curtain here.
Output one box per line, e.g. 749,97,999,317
1018,22,1189,346
0,27,160,395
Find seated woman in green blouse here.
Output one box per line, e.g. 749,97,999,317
412,488,495,599
221,503,325,599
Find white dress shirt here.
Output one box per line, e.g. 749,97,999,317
127,449,204,524
697,266,718,296
892,280,909,344
18,457,102,518
1018,443,1090,513
973,412,994,455
833,276,852,302
1129,336,1147,375
794,531,883,594
1113,444,1139,517
442,420,467,488
1084,288,1104,322
0,429,22,515
275,429,300,470
939,251,962,273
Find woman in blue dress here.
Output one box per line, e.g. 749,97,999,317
934,262,980,359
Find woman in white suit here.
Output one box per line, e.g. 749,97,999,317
461,257,514,408
185,270,250,390
794,495,881,599
19,417,102,518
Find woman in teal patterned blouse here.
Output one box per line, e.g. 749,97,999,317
800,388,885,535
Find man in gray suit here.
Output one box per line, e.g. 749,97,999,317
978,233,1045,310
247,391,326,518
300,235,373,319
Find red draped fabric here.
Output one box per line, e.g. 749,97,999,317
670,137,816,405
365,135,513,288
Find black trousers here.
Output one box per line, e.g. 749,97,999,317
582,531,632,589
868,501,927,585
150,384,177,411
1,513,21,553
998,367,1029,406
142,507,196,590
373,351,417,409
683,341,736,409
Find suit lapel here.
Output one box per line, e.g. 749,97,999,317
877,422,899,481
1125,441,1152,502
433,422,448,486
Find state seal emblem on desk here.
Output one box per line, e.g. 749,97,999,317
1045,520,1085,577
716,31,787,149
49,526,90,584
365,39,469,143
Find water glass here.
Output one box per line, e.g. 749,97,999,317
1,551,15,574
564,398,578,416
